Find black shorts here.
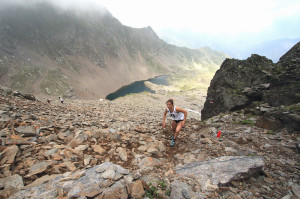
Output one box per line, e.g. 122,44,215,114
174,120,183,123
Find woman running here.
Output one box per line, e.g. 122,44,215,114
163,99,187,146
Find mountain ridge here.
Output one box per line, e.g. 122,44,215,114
0,2,228,99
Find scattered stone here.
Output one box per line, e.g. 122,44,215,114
26,161,52,177
236,137,248,144
102,169,116,179
25,174,61,189
68,131,87,148
1,145,18,164
130,180,145,198
0,174,24,190
75,145,89,151
108,128,117,133
170,180,195,199
84,155,93,166
116,147,128,161
134,126,147,133
138,157,161,168
137,145,147,152
15,126,37,137
292,183,300,198
92,145,105,155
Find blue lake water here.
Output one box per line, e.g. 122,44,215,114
105,75,169,100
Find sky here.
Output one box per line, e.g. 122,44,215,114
97,0,300,36
2,0,299,60
99,0,300,35
97,0,300,60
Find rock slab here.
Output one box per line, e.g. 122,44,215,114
9,162,130,199
175,156,264,190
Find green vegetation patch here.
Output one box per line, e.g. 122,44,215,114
232,114,257,126
124,91,150,97
168,68,214,91
286,104,300,112
11,66,40,93
145,180,169,199
241,119,255,126
40,69,70,96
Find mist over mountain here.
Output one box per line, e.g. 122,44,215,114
0,1,228,99
159,29,299,62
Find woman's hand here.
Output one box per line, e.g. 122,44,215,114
181,120,186,127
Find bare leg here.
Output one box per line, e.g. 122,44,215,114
172,121,177,136
174,121,183,139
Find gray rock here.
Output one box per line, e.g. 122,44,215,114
96,181,128,199
283,113,300,133
175,156,264,191
9,163,129,199
102,169,116,179
108,128,117,133
68,131,87,148
109,132,122,142
84,155,93,166
116,147,128,161
292,183,300,198
138,157,162,168
15,126,37,137
0,174,24,190
27,161,52,177
170,180,195,199
44,148,58,156
1,145,18,164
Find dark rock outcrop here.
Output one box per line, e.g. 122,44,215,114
202,42,300,123
263,42,300,106
201,54,275,120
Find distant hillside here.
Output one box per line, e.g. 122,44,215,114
159,29,299,63
0,2,228,99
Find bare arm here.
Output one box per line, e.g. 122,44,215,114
162,109,167,128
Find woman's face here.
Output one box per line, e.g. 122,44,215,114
167,102,173,110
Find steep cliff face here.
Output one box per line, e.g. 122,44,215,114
0,2,227,99
201,41,300,121
263,42,300,106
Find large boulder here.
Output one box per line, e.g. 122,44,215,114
202,41,300,121
201,54,274,120
175,156,264,191
263,42,300,106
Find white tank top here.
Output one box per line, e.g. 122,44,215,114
167,106,184,121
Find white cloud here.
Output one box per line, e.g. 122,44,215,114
98,0,300,36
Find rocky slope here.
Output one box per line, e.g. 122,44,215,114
0,86,299,199
0,1,227,99
201,42,300,133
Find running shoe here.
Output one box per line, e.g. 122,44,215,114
170,139,175,147
170,135,174,140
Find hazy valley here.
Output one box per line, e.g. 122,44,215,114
0,1,299,199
